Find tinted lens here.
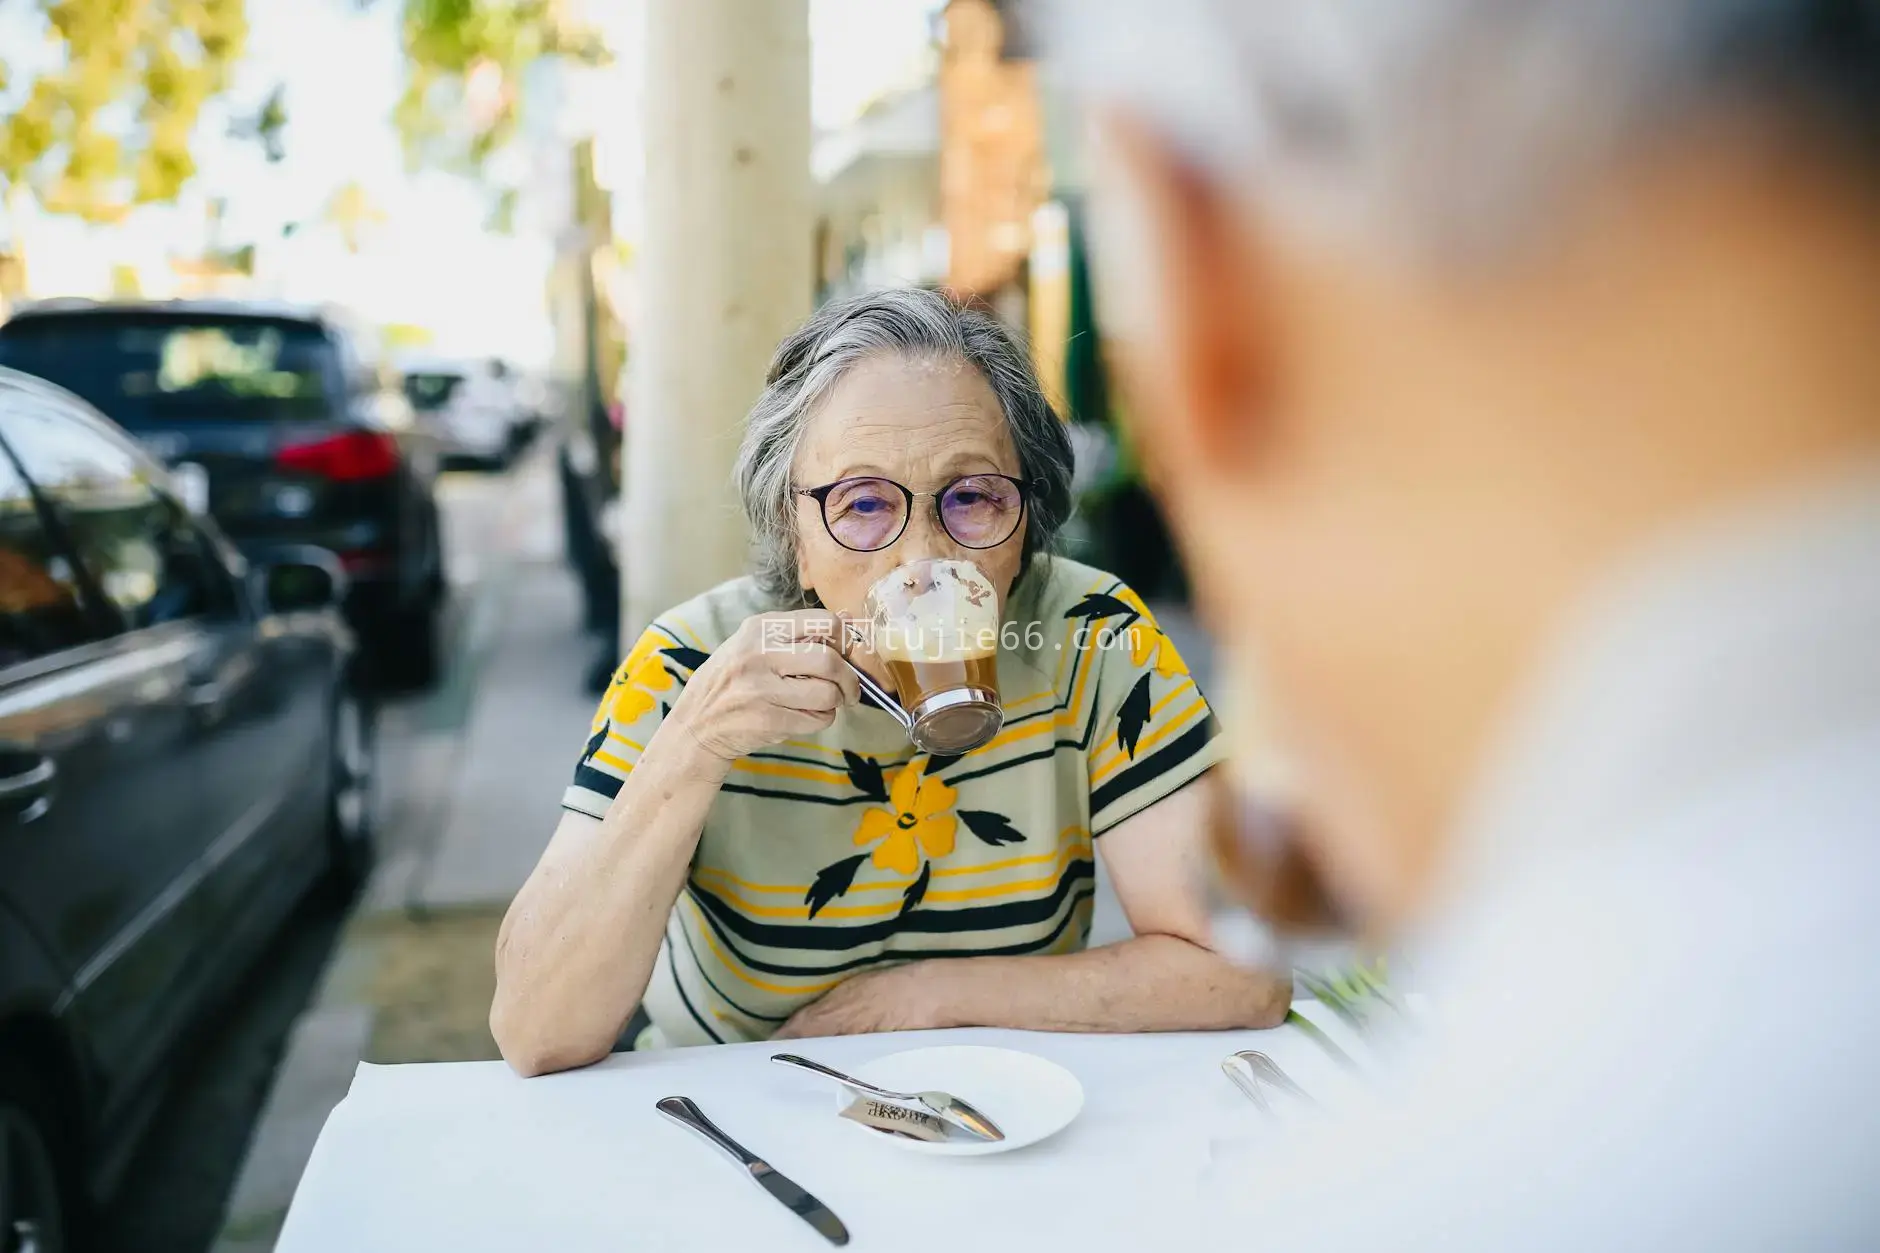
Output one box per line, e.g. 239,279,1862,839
823,477,907,551
938,475,1023,548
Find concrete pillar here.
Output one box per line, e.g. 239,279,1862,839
626,0,812,640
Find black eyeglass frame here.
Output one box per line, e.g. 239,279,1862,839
794,473,1042,553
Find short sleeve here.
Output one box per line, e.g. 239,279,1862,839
562,622,711,819
1077,585,1224,836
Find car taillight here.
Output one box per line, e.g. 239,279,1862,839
276,431,400,481
335,549,396,576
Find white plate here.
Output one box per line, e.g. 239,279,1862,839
834,1045,1083,1156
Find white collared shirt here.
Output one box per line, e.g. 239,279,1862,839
1210,470,1880,1250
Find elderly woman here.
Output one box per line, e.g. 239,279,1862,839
491,289,1287,1073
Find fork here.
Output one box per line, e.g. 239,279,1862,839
770,1053,1005,1141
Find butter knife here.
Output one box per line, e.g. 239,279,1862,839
656,1096,849,1246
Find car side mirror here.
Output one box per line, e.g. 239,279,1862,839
257,548,348,614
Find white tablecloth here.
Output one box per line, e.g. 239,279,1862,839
276,1002,1369,1252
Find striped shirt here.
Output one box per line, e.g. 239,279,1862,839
562,556,1223,1048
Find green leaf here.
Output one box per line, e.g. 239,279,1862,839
843,751,888,803
391,0,610,184
1063,592,1134,623
805,853,868,919
1285,1008,1358,1071
900,861,932,915
1117,672,1152,759
2,0,250,221
959,809,1025,848
1296,968,1369,1033
659,646,711,675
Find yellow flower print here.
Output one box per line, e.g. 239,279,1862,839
603,632,676,727
853,762,958,875
1116,587,1188,679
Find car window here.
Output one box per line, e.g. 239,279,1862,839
0,404,237,632
403,372,466,411
0,443,96,669
0,314,341,429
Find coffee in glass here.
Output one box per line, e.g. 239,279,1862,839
865,558,1003,755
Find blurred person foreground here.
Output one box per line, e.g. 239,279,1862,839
1055,0,1880,1248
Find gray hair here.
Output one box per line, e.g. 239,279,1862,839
734,287,1076,606
1046,0,1880,258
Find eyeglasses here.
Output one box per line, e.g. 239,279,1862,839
795,474,1037,553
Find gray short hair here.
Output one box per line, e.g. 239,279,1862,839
734,287,1076,606
1047,0,1880,258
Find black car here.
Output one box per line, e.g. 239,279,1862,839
0,300,447,688
0,367,376,1251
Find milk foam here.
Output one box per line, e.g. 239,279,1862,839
868,559,999,662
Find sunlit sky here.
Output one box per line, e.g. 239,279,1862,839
3,0,942,366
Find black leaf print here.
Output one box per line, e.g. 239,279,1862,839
805,853,868,919
960,809,1026,847
659,646,712,675
1064,592,1135,623
660,702,672,719
923,752,963,775
900,861,932,915
580,724,608,764
1118,672,1153,760
843,750,889,802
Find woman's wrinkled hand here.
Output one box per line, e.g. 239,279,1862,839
771,963,946,1040
666,609,862,765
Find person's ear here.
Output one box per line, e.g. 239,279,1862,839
1087,116,1274,481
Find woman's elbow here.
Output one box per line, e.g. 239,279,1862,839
1181,933,1293,1029
491,1004,607,1078
490,981,608,1078
1245,969,1293,1029
499,1040,601,1079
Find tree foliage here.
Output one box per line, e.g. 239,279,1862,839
227,82,287,163
0,0,250,222
321,180,388,254
390,0,605,176
0,0,600,232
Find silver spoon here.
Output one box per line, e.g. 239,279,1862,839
1223,1050,1315,1109
770,1053,1006,1142
1221,1055,1275,1112
1235,1050,1313,1102
838,653,914,730
814,619,913,728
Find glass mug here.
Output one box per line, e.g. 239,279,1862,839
840,558,1004,756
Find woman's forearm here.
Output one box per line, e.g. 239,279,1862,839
930,934,1292,1034
490,724,728,1076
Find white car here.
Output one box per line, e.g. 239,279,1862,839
399,356,523,468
